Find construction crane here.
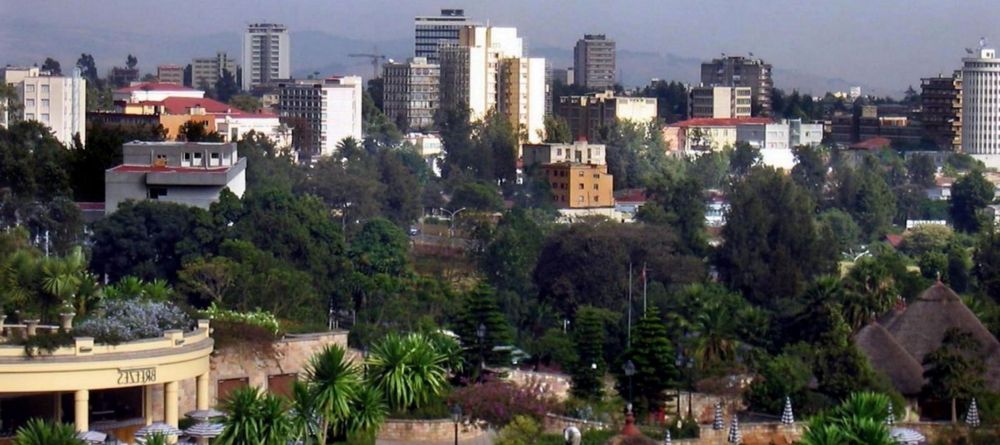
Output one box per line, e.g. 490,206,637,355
348,49,387,79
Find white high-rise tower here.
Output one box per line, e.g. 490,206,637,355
242,23,290,90
962,39,1000,155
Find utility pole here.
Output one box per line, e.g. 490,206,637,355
642,262,647,315
627,262,633,348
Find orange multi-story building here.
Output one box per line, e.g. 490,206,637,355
542,162,614,209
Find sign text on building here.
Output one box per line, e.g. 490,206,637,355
117,367,156,385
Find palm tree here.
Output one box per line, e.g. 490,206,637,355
217,387,264,445
142,433,168,445
348,385,389,434
799,392,894,445
257,392,293,445
692,304,737,370
290,381,320,445
367,332,448,411
305,345,361,444
13,419,84,445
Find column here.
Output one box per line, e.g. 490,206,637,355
74,389,89,433
164,381,179,428
144,385,155,425
196,372,210,410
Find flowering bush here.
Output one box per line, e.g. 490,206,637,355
75,299,190,344
201,303,280,334
448,380,557,427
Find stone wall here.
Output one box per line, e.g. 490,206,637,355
698,423,803,445
148,330,348,419
675,392,741,424
377,418,487,443
502,369,572,401
542,413,609,434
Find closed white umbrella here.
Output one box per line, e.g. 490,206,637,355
890,427,925,444
184,408,226,420
76,430,107,443
184,421,225,438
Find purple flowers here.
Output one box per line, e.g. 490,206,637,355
75,299,190,344
448,380,557,427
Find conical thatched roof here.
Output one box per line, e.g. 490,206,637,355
884,282,1000,391
854,322,925,395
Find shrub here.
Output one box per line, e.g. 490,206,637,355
18,330,75,356
448,380,557,427
74,299,189,344
495,415,542,445
201,303,280,334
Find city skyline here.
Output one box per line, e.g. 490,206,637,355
1,0,997,95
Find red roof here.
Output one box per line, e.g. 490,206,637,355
614,188,648,203
115,82,198,93
851,137,892,151
109,164,231,174
670,117,773,128
139,97,277,118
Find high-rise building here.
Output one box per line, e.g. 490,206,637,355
192,52,238,89
439,26,546,144
557,91,657,142
242,23,290,90
688,86,752,119
157,65,184,85
277,76,362,158
3,66,86,146
921,73,962,151
700,55,773,116
414,9,479,64
573,34,616,90
961,43,1000,155
382,57,440,131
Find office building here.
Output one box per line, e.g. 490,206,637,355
414,9,479,64
522,140,606,168
700,55,773,116
961,43,1000,156
105,141,247,213
7,67,86,147
689,86,752,119
242,23,290,90
382,57,440,131
108,67,139,88
662,117,771,151
277,76,363,157
921,73,962,151
573,34,616,90
157,65,184,85
439,26,546,144
192,52,238,89
736,119,823,150
557,91,657,142
542,162,614,209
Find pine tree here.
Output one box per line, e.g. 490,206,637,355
615,307,677,416
454,285,513,378
571,306,608,399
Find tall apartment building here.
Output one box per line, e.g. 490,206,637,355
277,76,362,158
573,34,616,90
192,52,238,89
439,26,546,144
242,23,290,90
689,86,752,119
382,57,440,131
414,9,480,64
921,73,962,151
157,65,184,85
3,67,86,147
543,162,614,209
557,91,657,142
701,55,773,116
961,44,1000,155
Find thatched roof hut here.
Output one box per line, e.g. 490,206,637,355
854,322,925,396
883,282,1000,392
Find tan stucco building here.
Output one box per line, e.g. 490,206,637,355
543,162,614,209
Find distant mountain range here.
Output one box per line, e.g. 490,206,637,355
0,19,896,96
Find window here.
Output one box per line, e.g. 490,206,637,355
217,378,250,403
578,171,584,177
578,183,584,190
40,113,49,123
25,113,34,120
182,152,192,166
40,85,49,94
193,152,203,166
25,85,34,93
149,187,168,199
25,99,35,108
594,184,599,190
210,152,221,166
40,99,49,109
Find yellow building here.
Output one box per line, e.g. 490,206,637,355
543,162,614,209
0,320,213,442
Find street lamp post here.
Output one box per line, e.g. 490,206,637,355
439,207,467,238
451,404,462,445
623,360,636,407
476,323,486,382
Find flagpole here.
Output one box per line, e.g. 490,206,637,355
627,262,632,349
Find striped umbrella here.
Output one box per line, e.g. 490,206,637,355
185,421,225,438
713,402,724,430
135,422,184,437
184,408,226,420
781,396,794,425
886,403,896,426
727,416,742,444
663,429,671,445
966,398,981,428
76,431,106,444
890,427,925,444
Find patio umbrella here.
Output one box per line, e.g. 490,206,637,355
185,408,226,420
712,402,724,430
781,396,794,425
77,430,107,444
184,421,225,438
135,422,184,437
966,398,981,428
889,427,925,444
663,429,671,445
727,416,742,444
886,403,896,426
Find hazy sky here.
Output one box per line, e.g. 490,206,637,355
1,0,996,90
